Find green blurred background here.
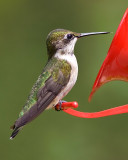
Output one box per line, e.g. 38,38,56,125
1,0,128,160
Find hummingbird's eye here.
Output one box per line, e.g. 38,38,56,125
67,34,73,40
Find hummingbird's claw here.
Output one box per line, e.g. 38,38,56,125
54,100,67,111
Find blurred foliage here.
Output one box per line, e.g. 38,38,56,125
0,0,128,160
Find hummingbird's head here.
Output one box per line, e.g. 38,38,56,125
46,29,109,59
46,29,79,59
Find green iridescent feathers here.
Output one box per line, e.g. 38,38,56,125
19,57,71,118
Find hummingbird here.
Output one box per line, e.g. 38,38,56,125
10,29,109,139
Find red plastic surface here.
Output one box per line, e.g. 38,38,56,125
89,8,128,101
55,101,78,110
63,103,128,118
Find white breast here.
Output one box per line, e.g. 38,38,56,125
46,53,78,109
56,53,78,99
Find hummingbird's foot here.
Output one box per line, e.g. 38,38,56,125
55,100,67,111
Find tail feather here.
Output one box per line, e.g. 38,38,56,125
10,127,21,140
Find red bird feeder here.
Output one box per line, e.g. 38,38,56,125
89,8,128,101
58,8,128,118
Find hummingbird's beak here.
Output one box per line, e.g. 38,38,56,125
77,32,110,38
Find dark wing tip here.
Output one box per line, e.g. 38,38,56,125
10,127,20,140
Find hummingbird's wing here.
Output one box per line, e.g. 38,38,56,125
14,75,67,127
10,57,71,139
